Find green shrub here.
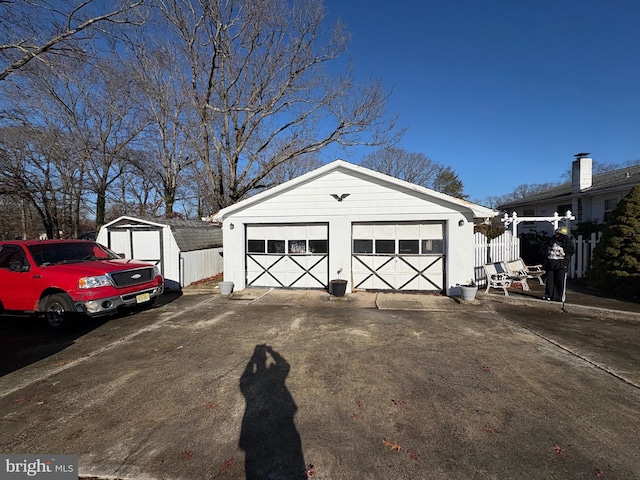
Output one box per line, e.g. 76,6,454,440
589,185,640,301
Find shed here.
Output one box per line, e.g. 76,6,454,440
214,160,495,296
97,216,223,289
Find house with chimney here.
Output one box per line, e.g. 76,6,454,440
498,154,640,234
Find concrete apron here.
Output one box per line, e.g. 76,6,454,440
0,291,638,480
227,288,492,312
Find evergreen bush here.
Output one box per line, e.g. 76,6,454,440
588,185,640,300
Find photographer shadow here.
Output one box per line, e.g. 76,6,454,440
239,345,307,479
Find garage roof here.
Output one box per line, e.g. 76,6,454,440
215,160,496,220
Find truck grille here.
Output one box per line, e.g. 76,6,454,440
110,267,155,287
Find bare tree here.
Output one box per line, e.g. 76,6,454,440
495,182,561,206
157,0,401,211
124,33,195,215
0,192,43,240
360,147,443,187
0,126,67,238
0,0,146,82
261,153,324,188
360,147,466,197
15,56,151,230
107,149,164,219
0,1,153,233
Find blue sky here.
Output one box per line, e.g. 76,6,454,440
322,0,640,204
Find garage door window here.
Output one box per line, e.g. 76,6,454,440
267,240,286,254
398,240,419,254
355,238,439,255
250,238,328,255
288,240,307,254
353,239,373,254
375,239,395,254
247,240,266,253
309,239,328,254
422,239,443,254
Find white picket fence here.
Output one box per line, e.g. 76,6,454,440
474,231,519,286
474,231,602,286
569,232,603,279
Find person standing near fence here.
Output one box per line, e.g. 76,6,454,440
542,226,575,302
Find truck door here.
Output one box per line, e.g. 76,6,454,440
0,244,35,311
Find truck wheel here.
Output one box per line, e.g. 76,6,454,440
42,294,75,329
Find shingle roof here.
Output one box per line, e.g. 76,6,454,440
498,164,640,210
160,217,223,252
104,216,223,252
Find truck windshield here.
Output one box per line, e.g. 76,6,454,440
27,242,120,266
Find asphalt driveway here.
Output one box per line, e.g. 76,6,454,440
1,290,639,479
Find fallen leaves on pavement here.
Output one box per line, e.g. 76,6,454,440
552,443,568,459
218,457,235,474
382,438,402,452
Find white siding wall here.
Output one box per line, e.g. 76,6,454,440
222,169,476,295
161,228,180,286
590,192,625,223
180,247,224,287
240,170,455,218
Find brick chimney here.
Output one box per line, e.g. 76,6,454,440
572,153,592,193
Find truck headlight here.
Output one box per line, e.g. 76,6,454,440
79,275,111,289
154,266,161,277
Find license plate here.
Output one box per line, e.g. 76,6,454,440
136,293,151,303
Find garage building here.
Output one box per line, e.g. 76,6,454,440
214,160,495,296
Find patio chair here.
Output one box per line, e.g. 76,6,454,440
503,260,531,291
507,258,545,286
482,263,513,296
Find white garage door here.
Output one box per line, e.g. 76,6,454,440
352,222,445,292
245,224,329,288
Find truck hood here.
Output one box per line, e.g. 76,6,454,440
42,259,156,275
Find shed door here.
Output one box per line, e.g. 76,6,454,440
107,227,163,276
107,229,132,258
246,223,328,288
352,222,445,292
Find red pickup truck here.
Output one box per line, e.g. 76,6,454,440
0,239,164,328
